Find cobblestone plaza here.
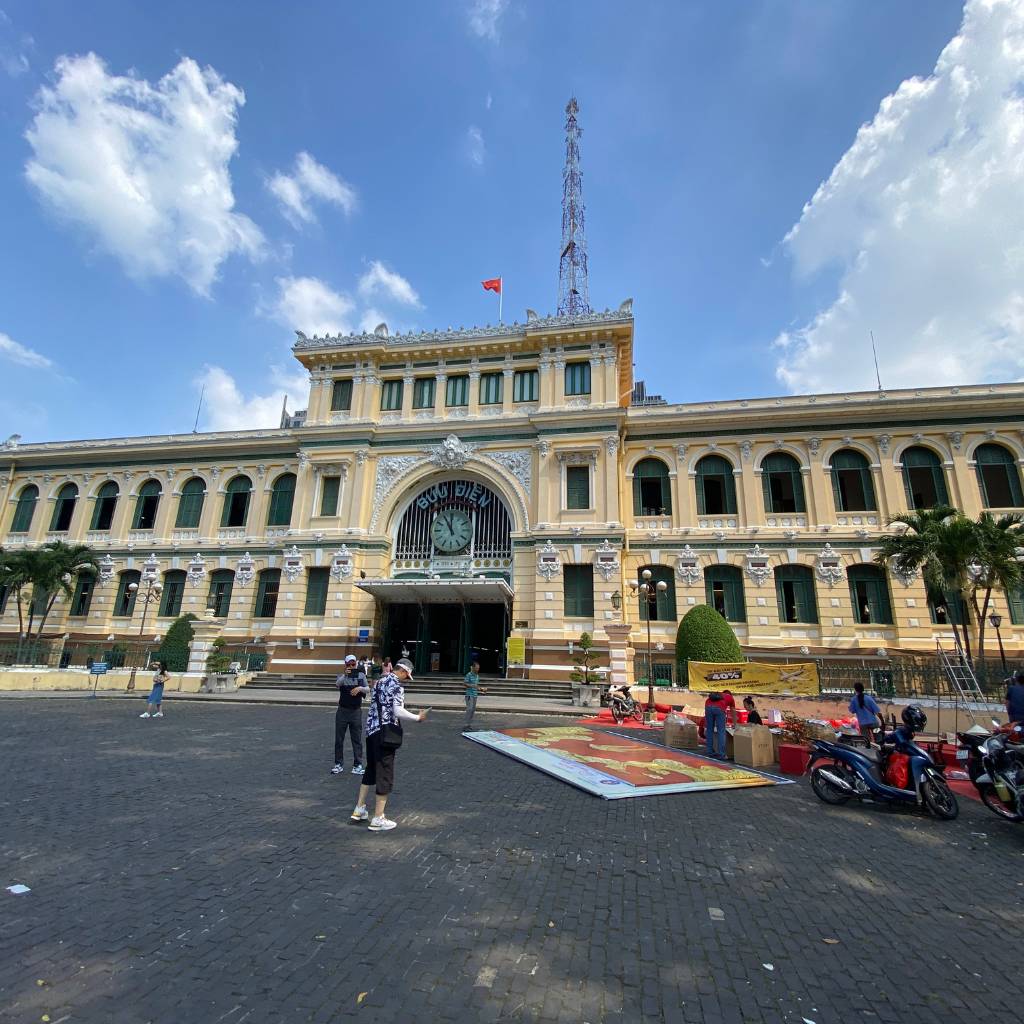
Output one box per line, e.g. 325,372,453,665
1,699,1020,1023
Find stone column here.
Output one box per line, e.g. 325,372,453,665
604,622,634,688
468,367,481,418
186,611,221,689
401,374,414,422
435,372,447,421
501,367,514,416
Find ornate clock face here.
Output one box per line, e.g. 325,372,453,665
431,509,473,553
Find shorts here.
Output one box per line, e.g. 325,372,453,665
361,732,397,796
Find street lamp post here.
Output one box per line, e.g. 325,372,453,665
126,573,163,691
630,569,668,725
989,612,1007,673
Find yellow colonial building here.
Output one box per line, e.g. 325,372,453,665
2,305,1023,681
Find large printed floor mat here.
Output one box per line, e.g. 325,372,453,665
465,726,789,799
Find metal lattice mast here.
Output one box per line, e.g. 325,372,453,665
557,97,591,317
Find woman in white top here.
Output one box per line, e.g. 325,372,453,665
140,661,170,719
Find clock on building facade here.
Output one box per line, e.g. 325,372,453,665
430,509,473,553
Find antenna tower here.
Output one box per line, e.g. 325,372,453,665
557,97,591,317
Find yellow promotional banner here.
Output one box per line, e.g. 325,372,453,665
687,661,819,696
506,637,526,665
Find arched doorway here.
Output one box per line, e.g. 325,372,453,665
365,477,514,676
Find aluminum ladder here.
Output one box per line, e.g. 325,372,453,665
935,637,986,725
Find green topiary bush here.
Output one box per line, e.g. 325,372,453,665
675,604,743,681
155,613,197,672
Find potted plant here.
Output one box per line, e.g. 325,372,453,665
570,632,606,707
205,637,236,692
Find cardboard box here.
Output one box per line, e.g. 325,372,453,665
664,715,700,750
732,725,775,768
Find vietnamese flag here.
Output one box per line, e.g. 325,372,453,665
481,277,502,294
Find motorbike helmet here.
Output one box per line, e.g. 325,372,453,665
901,705,927,732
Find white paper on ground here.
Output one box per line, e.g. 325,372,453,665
6,884,31,894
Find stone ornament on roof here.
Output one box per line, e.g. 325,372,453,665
426,434,477,469
291,305,634,351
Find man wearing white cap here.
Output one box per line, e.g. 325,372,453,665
350,657,427,831
332,654,368,775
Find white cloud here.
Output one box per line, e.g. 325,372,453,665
272,275,355,336
485,92,493,110
467,0,508,41
267,151,356,226
358,260,421,307
466,125,486,167
24,53,262,296
0,331,53,369
774,0,1024,394
0,9,31,77
195,364,309,432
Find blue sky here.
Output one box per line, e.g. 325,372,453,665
3,0,1022,443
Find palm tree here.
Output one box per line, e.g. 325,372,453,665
968,513,1024,663
29,542,100,640
0,548,35,643
874,506,977,659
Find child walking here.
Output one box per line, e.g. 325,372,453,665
462,661,488,731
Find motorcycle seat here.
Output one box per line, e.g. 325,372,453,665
858,746,883,763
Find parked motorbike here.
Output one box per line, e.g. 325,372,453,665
806,705,958,820
956,724,1024,822
605,685,643,724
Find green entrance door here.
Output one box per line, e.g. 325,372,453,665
381,601,507,675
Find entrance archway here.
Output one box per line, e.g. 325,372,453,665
365,476,514,675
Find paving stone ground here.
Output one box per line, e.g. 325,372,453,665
1,698,1021,1024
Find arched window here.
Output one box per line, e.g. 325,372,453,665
114,570,141,617
175,477,206,529
761,453,805,514
90,482,119,531
774,565,818,623
1008,586,1024,626
632,458,672,516
975,443,1023,509
208,569,235,617
159,570,187,617
830,450,877,512
927,584,966,626
132,480,161,530
267,473,296,527
901,446,949,510
254,568,281,618
221,475,252,528
50,483,78,532
10,484,38,533
704,565,745,622
69,572,95,617
637,565,676,622
695,455,737,515
847,565,892,625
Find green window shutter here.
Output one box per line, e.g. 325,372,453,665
11,486,38,532
331,379,353,411
254,571,280,618
480,372,502,404
565,361,591,396
564,565,594,617
975,443,1024,508
132,480,161,529
632,474,643,515
932,465,949,506
208,570,234,617
221,476,252,527
176,479,205,528
268,474,296,527
91,483,119,530
304,567,330,616
446,375,469,406
412,378,435,409
70,574,95,617
848,566,892,625
50,484,78,531
654,568,676,621
705,567,745,623
566,466,590,509
1008,587,1024,625
114,572,140,617
159,572,186,617
514,370,538,402
795,573,817,623
320,476,341,517
381,380,403,411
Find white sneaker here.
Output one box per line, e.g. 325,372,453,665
331,763,345,775
153,712,163,718
349,806,368,823
139,712,150,718
368,816,396,832
351,764,364,775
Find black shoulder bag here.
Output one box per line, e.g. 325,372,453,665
375,685,404,750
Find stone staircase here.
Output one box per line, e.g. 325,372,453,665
242,672,573,701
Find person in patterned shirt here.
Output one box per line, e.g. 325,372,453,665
350,658,428,832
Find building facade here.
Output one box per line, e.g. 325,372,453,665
2,305,1023,679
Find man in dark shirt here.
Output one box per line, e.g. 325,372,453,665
1006,670,1024,724
332,655,368,775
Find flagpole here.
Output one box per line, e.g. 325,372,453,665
498,279,503,324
